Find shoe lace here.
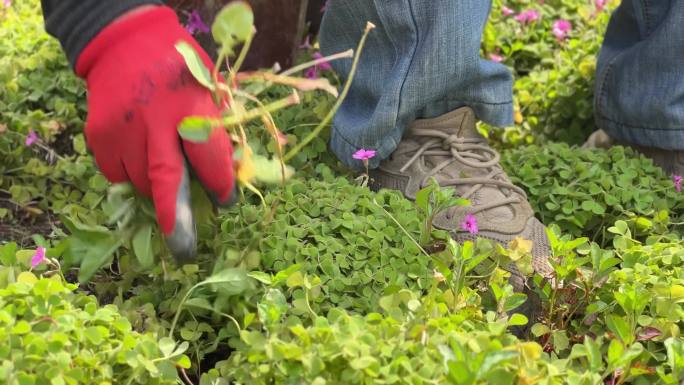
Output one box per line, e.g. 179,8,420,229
398,128,527,215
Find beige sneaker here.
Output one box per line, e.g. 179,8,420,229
369,107,554,288
583,129,684,176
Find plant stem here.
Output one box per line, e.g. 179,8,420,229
372,198,431,259
245,50,355,98
281,49,354,77
217,92,300,128
169,282,202,337
231,29,255,76
283,22,376,162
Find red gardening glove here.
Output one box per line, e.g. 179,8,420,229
76,6,235,262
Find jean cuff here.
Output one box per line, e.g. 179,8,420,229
597,115,684,151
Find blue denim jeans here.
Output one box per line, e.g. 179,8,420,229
320,0,684,169
319,0,513,169
595,0,684,151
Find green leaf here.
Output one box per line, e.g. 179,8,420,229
12,320,31,335
350,356,378,370
158,337,176,357
62,215,126,283
178,116,216,143
132,224,153,268
606,315,633,345
552,330,570,352
248,271,272,285
508,313,528,327
84,326,104,345
0,242,17,265
211,2,254,54
176,355,191,369
286,271,304,288
200,268,249,296
174,41,214,90
184,297,214,312
478,350,517,377
531,323,551,337
415,183,433,214
252,155,294,185
503,293,528,312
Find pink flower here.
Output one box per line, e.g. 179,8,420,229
490,54,504,63
25,129,38,146
461,214,479,234
674,175,682,193
313,52,332,71
276,130,288,146
502,6,514,16
3,0,10,7
552,19,572,41
595,0,607,12
305,52,332,79
305,67,318,79
31,246,46,268
515,9,540,24
352,149,377,161
185,10,209,35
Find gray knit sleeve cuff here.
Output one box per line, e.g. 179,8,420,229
41,0,164,68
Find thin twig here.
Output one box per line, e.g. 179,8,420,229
283,22,376,162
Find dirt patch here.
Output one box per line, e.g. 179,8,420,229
0,192,59,245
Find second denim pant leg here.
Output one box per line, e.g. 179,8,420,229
595,0,684,150
319,0,513,169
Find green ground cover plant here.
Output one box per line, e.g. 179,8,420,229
0,244,188,385
1,0,684,384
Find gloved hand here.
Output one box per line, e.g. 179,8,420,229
76,6,235,262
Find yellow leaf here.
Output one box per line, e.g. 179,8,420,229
509,237,533,254
514,110,524,124
17,271,38,285
236,146,255,184
518,341,542,362
654,285,684,300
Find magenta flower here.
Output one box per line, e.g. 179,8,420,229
515,9,540,24
185,10,209,35
552,19,572,41
461,214,479,234
674,175,682,193
595,0,607,12
305,67,318,79
490,54,504,63
313,52,332,71
502,6,514,16
352,149,377,161
25,129,38,146
31,246,46,268
305,52,332,79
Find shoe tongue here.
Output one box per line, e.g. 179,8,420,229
411,108,514,222
411,107,482,139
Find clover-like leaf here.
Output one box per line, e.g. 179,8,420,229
212,2,254,54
